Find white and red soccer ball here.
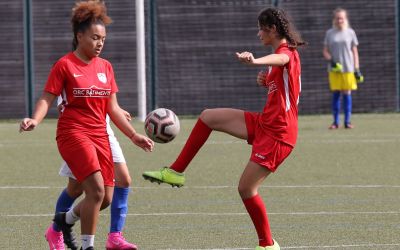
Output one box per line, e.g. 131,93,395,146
144,108,180,143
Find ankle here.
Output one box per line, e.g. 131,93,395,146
81,234,94,249
66,209,80,224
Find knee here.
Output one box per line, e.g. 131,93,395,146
238,184,257,200
100,186,115,210
199,109,211,122
66,186,83,199
115,175,131,188
199,109,216,127
66,179,83,198
86,185,105,204
100,191,112,210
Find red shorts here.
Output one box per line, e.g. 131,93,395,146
244,111,293,172
57,131,114,186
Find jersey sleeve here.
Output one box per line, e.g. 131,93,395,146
276,46,293,64
351,29,359,47
107,62,119,94
44,60,66,96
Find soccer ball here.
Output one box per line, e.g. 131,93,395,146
144,108,180,143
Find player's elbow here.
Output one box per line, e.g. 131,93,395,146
107,104,119,119
276,55,289,66
277,58,287,66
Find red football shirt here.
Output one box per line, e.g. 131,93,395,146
261,43,301,146
44,52,118,135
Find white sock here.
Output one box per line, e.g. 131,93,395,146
65,208,80,225
81,235,94,249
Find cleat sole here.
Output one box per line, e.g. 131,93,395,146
143,174,183,188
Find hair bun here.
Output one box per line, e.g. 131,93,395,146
72,0,112,26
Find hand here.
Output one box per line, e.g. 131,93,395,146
57,102,65,115
130,133,154,152
354,69,364,83
330,60,343,72
19,118,38,133
121,109,132,121
236,51,255,65
257,70,267,87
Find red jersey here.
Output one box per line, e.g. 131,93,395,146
44,52,118,136
261,43,301,146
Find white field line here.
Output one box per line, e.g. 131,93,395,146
163,243,400,250
1,184,400,189
281,243,400,249
2,136,400,147
304,139,400,143
3,210,400,218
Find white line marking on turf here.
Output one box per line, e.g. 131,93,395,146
3,211,400,217
128,211,400,216
163,243,400,249
306,139,400,143
2,137,400,147
2,184,400,189
282,243,400,249
180,185,400,189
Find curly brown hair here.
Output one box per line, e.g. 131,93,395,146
71,0,112,50
258,8,306,49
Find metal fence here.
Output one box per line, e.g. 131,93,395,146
0,0,398,118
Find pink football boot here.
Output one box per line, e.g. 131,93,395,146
45,225,65,250
106,232,137,250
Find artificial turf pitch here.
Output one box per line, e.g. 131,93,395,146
1,113,399,249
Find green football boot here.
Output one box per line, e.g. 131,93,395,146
255,239,280,250
142,167,185,187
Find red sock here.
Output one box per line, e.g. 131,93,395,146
242,194,274,247
170,118,212,173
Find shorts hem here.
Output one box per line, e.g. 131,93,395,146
250,159,277,172
76,169,101,183
244,111,256,145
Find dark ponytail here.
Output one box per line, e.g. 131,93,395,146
258,8,306,49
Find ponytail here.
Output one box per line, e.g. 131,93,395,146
258,8,306,49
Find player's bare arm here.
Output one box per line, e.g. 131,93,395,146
120,108,132,121
352,45,360,69
108,97,132,121
322,45,332,61
107,93,154,152
20,91,57,132
236,52,289,66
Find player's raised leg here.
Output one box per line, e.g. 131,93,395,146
142,108,247,187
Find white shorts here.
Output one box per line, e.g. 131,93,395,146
59,118,126,179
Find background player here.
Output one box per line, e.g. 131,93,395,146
142,7,304,250
20,1,154,249
323,8,363,129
